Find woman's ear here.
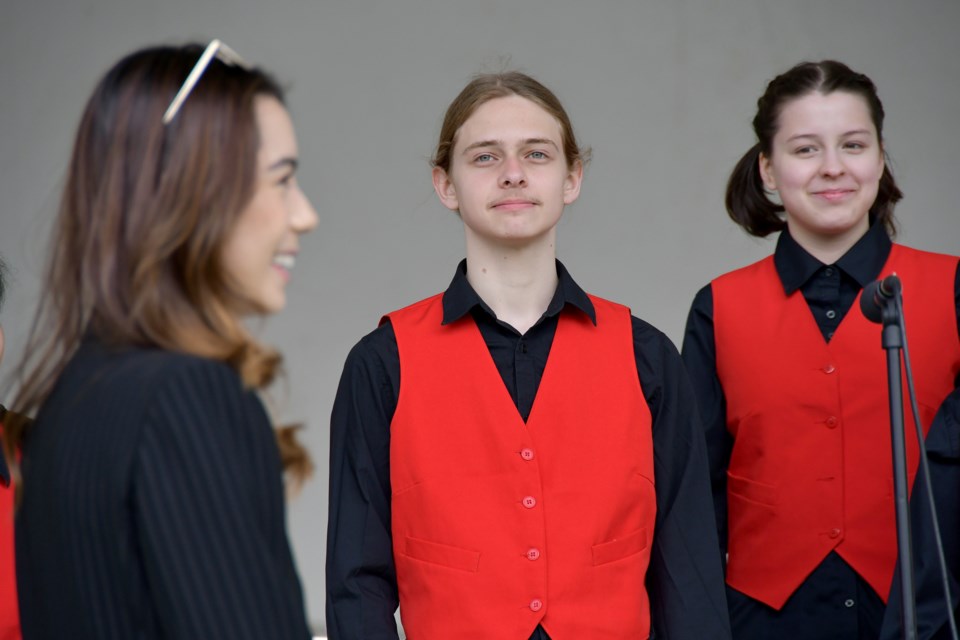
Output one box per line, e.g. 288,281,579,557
758,152,777,191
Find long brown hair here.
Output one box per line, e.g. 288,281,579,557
4,43,311,494
726,60,902,237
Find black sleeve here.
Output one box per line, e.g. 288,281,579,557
880,388,960,640
325,324,402,640
633,316,732,640
0,426,9,487
680,283,732,554
134,360,310,639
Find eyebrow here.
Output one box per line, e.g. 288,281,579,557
786,129,874,142
461,138,561,154
267,157,299,172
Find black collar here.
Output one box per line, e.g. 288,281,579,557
774,222,892,295
441,259,597,327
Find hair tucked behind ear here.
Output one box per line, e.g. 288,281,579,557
4,43,312,499
726,60,902,238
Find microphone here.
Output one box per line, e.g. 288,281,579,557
860,274,901,324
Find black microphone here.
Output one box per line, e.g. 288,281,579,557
860,273,901,324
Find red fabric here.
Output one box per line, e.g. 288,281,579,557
386,293,655,639
0,425,21,640
713,245,960,609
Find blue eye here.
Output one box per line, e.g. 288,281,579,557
474,153,494,163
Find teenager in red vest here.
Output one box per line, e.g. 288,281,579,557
681,60,960,640
0,257,22,640
326,71,732,639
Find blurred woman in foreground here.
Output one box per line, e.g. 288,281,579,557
4,40,318,639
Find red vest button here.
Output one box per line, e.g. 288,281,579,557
826,416,839,428
522,496,537,509
526,548,541,561
822,364,836,374
520,448,535,461
529,599,543,612
829,528,841,538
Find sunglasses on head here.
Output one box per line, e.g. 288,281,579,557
162,39,251,125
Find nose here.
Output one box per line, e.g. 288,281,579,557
291,185,319,233
499,156,527,188
820,148,846,177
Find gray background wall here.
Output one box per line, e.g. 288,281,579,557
2,0,958,633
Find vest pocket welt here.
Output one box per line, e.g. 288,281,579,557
591,527,648,566
403,536,481,573
727,471,778,508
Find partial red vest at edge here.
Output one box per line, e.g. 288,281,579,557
386,293,655,639
713,244,960,609
0,424,21,640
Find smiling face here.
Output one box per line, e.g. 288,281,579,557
759,90,885,255
221,95,318,314
432,95,582,250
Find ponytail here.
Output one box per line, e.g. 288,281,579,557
725,144,785,238
870,163,902,237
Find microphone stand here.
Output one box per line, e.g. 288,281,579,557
879,297,917,640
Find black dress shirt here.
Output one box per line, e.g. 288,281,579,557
0,405,9,487
681,223,960,640
326,260,731,640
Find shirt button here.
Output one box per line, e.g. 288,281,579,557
829,528,841,538
845,598,855,608
520,448,535,461
826,416,839,429
522,496,537,509
824,267,835,277
526,548,541,561
826,309,837,319
529,599,543,612
823,364,836,374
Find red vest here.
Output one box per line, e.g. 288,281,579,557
713,244,960,609
387,294,655,639
0,425,21,640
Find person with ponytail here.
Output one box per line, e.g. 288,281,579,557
681,60,960,639
326,70,731,640
4,41,318,639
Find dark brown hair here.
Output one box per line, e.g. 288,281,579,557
431,71,590,173
0,255,6,313
4,43,311,494
726,60,902,237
